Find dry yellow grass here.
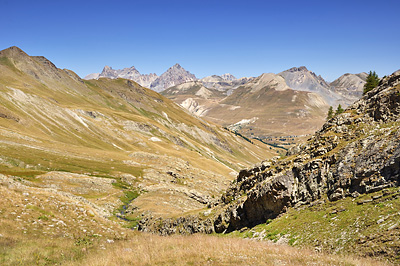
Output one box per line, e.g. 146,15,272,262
0,174,390,266
74,233,390,266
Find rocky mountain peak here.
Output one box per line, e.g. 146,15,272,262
286,66,309,73
99,65,119,79
171,63,183,69
221,73,237,81
279,66,340,106
150,64,197,92
86,63,197,91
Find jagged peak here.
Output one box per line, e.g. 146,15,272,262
286,66,309,72
168,63,183,71
221,73,237,81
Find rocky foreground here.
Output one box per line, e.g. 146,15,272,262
139,70,400,236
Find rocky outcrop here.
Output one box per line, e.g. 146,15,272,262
139,70,400,235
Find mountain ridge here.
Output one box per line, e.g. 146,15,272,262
139,70,400,263
0,46,276,219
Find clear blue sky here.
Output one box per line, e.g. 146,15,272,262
1,0,399,81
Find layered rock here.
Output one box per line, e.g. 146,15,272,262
139,70,400,235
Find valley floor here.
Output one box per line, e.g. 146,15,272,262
0,173,391,266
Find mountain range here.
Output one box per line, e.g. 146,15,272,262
140,69,400,264
86,64,367,107
86,64,367,148
163,73,330,148
164,67,367,148
0,46,277,219
1,46,398,264
85,63,197,92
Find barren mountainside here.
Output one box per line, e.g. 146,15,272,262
330,72,367,102
164,72,330,148
140,69,400,263
0,46,277,219
279,66,367,108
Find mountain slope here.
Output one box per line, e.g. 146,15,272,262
165,73,329,144
279,66,342,106
330,72,367,103
279,67,368,108
163,73,330,150
139,70,400,262
0,46,275,219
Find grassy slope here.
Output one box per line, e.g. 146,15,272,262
0,48,394,265
0,47,283,222
0,176,387,266
227,187,400,264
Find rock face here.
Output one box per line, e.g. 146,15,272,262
139,70,400,235
150,64,197,92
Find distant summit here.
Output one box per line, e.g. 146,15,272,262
280,66,350,107
84,63,196,92
221,73,236,81
329,72,367,104
150,63,197,92
85,65,158,88
279,66,332,96
84,62,367,107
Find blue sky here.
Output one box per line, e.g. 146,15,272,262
1,0,399,81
